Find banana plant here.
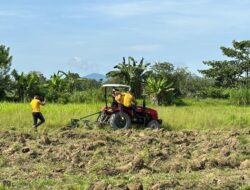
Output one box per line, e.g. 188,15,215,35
106,56,150,97
47,71,65,92
146,76,174,105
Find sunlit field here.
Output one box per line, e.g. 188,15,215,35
1,98,250,132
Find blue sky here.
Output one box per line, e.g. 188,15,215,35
1,0,250,77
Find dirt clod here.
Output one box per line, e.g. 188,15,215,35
2,180,11,187
240,159,250,169
40,134,51,145
21,147,30,153
91,182,107,190
127,183,143,190
132,156,144,170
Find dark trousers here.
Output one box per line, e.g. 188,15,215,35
32,112,45,127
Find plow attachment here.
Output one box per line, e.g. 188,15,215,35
70,111,102,128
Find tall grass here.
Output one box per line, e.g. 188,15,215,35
154,98,250,131
0,99,250,132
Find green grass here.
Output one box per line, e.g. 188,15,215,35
155,98,250,131
0,98,250,132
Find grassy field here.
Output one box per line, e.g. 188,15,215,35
0,98,250,132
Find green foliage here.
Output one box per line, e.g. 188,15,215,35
106,57,150,98
0,45,12,100
200,40,250,87
69,89,104,103
229,87,250,105
200,60,241,87
180,75,215,98
199,87,229,99
150,62,174,79
10,70,47,102
146,76,174,105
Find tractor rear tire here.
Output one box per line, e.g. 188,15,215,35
110,112,131,130
147,120,160,129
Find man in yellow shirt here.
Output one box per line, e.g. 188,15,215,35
30,95,46,130
122,88,136,108
115,91,124,105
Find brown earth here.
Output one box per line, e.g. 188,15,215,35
0,128,249,190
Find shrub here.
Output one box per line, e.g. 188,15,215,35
206,87,229,99
57,92,70,104
230,88,250,105
69,89,104,103
45,90,59,103
196,87,229,99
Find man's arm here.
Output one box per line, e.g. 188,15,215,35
40,98,46,105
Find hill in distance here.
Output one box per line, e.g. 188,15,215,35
84,73,106,81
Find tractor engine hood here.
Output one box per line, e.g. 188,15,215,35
136,106,159,120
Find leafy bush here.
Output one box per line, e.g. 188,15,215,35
57,93,70,104
45,90,59,103
230,88,250,105
69,89,104,103
206,87,229,99
45,89,104,104
196,87,229,99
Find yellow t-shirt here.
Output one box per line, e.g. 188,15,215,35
123,92,133,107
30,99,41,112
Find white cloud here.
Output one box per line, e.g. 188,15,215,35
68,57,91,71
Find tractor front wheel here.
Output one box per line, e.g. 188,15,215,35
147,120,160,129
110,112,131,130
97,111,108,123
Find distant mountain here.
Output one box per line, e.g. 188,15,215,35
84,73,106,81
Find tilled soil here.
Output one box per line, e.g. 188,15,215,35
0,128,249,190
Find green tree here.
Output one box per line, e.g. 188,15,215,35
58,71,80,92
200,40,250,87
150,62,174,80
0,45,12,100
11,70,43,102
11,70,27,101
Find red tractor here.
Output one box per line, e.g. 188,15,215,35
70,84,162,129
97,84,162,129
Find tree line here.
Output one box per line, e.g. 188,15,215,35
1,40,250,105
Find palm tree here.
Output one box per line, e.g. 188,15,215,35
146,76,174,105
